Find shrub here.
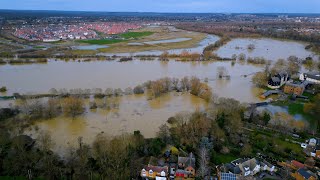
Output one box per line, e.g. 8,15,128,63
133,85,144,94
0,86,7,92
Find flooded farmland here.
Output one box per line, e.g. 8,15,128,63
0,60,264,102
22,92,207,156
1,35,317,155
216,38,318,60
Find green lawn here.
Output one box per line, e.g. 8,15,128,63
288,103,304,115
33,46,46,49
212,153,238,164
120,31,153,39
77,39,125,45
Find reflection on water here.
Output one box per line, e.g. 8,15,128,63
24,93,207,156
0,60,264,103
72,45,109,50
143,38,192,45
256,105,304,121
216,38,318,60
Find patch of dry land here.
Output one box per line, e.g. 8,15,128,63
96,26,207,53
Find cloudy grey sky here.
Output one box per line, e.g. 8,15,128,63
1,0,319,13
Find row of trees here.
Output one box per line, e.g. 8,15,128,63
159,51,201,61
145,77,213,102
14,96,84,121
0,129,163,179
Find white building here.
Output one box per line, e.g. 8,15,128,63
300,72,320,84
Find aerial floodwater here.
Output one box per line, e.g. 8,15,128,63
0,60,264,103
22,93,207,156
1,6,320,179
72,45,109,50
216,38,318,60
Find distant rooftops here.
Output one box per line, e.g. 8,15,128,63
297,168,315,179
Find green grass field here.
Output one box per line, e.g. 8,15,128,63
78,31,153,45
120,31,153,39
33,46,46,49
77,39,125,45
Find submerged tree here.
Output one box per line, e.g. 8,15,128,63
63,97,85,118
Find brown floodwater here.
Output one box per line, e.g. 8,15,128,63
216,38,319,60
0,60,268,155
0,60,264,103
24,92,207,156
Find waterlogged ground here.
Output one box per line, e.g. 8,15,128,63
216,38,318,60
72,45,109,50
23,92,207,156
0,60,264,103
1,32,317,155
99,34,219,56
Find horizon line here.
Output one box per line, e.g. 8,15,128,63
0,9,319,15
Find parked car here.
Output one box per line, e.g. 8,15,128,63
301,143,307,148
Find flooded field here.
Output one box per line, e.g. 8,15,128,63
216,38,318,60
23,92,207,156
0,60,264,103
99,34,219,56
143,38,192,45
72,45,109,50
2,31,316,156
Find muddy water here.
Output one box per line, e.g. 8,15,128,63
24,92,207,156
0,60,264,103
72,45,109,50
216,38,318,60
1,60,267,155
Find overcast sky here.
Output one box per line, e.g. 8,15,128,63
1,0,320,13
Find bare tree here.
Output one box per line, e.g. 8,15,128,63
198,147,209,179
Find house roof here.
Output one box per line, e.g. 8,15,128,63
278,71,289,79
297,168,313,179
292,160,305,169
231,158,249,165
261,160,274,168
241,158,259,171
220,173,237,180
285,82,306,88
178,153,196,168
305,72,320,80
225,163,242,174
175,169,192,175
144,165,168,174
271,77,281,83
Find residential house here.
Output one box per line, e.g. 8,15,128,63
268,71,290,89
176,153,196,179
292,160,305,170
283,82,306,96
141,165,169,180
292,168,317,180
237,158,261,176
309,138,317,146
222,158,276,179
260,160,275,173
310,145,320,158
300,72,320,84
225,163,242,175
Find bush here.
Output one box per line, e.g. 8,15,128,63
0,86,7,92
133,85,144,94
